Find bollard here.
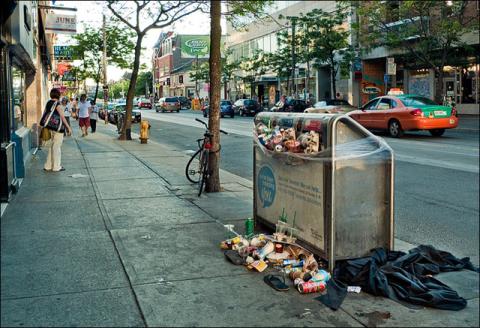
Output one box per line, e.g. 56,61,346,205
140,120,150,144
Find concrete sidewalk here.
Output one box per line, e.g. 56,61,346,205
1,122,478,327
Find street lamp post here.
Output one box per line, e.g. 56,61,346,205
291,17,297,98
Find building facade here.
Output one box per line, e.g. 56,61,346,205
152,32,211,100
358,0,479,114
226,1,356,107
1,0,55,210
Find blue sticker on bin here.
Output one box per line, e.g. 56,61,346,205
258,166,276,208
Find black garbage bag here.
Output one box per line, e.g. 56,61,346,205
330,245,478,311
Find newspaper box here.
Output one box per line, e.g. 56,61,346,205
253,112,394,270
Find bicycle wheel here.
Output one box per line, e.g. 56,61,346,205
198,150,209,197
185,149,202,183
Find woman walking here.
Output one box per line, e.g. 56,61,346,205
61,97,71,135
78,94,91,137
43,88,72,172
89,100,99,133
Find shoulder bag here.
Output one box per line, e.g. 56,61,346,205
40,101,65,133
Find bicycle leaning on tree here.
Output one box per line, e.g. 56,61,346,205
185,118,227,196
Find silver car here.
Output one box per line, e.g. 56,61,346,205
155,97,181,112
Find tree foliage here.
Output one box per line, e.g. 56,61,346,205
107,0,202,140
71,24,135,100
279,5,355,98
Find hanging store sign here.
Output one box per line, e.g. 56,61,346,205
54,46,74,60
45,13,77,34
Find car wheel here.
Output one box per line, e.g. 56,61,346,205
221,114,224,118
230,113,234,118
162,110,166,113
429,128,445,137
203,113,207,118
177,109,180,113
388,119,404,138
156,109,159,112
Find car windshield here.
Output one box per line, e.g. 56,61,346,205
116,105,126,111
244,100,255,105
401,96,437,106
221,101,231,105
166,98,177,102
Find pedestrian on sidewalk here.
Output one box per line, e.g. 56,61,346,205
61,97,71,136
89,100,99,133
78,94,91,137
42,88,72,172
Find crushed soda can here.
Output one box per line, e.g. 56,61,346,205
297,281,326,294
311,269,331,283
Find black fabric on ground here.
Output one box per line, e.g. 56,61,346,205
332,245,478,311
315,278,347,311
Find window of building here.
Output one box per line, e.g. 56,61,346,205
11,66,25,129
179,75,183,84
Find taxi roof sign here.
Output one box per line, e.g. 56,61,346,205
388,88,404,95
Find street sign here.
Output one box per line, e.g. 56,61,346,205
387,57,395,64
387,63,396,75
352,57,362,72
384,74,392,85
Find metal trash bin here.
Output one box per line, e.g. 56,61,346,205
253,112,394,270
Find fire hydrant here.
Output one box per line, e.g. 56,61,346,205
140,120,151,144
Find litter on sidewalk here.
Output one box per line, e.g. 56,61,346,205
219,218,479,312
220,219,331,296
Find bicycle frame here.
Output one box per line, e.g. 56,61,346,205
185,118,228,196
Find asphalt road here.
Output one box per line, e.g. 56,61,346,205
133,109,479,264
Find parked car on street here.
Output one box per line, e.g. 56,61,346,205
155,97,181,112
108,104,142,124
177,96,191,109
348,94,458,137
232,99,262,116
304,99,357,114
203,100,235,118
137,98,152,109
271,98,308,112
99,102,116,120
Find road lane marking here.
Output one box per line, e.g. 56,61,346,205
395,154,479,173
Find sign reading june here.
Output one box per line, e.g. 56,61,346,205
180,35,210,58
45,13,77,34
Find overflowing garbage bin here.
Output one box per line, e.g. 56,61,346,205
253,112,394,270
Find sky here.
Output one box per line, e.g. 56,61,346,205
53,0,223,82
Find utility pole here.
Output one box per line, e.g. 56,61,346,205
291,17,296,98
102,13,108,124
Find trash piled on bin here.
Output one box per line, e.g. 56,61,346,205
220,219,331,295
254,117,322,154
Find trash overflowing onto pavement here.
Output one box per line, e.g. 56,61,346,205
220,219,331,295
220,218,479,312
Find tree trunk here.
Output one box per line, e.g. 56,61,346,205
206,0,221,193
330,64,337,99
93,81,100,103
121,35,143,140
93,65,102,102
